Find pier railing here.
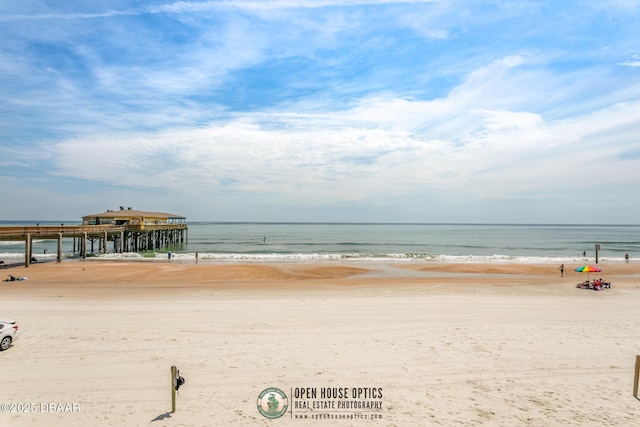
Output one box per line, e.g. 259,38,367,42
0,225,125,241
125,223,188,232
0,223,187,241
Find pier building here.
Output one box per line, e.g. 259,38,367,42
0,207,187,267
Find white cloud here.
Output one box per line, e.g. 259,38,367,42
42,91,640,214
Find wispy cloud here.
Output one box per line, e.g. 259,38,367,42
0,0,443,22
619,61,640,67
0,8,140,22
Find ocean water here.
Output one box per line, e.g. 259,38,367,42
1,221,639,264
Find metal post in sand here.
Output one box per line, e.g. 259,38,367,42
171,366,177,413
634,355,640,398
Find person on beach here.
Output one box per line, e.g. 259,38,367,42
558,264,565,277
625,253,629,263
195,251,199,264
168,251,172,261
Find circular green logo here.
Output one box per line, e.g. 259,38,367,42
257,387,288,419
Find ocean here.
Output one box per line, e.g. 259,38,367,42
1,221,639,264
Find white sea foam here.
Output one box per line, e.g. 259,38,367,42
1,249,634,265
0,241,25,246
77,252,634,264
1,246,635,264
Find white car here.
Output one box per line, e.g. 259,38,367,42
0,319,19,351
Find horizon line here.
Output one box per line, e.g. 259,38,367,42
2,220,639,227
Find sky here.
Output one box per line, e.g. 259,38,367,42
1,0,640,224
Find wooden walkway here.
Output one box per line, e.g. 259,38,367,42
0,225,125,240
0,224,188,267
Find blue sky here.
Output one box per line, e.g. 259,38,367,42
1,1,639,223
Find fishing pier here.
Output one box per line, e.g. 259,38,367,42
0,208,187,267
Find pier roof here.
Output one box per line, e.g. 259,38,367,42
82,208,185,222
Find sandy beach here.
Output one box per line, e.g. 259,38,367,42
1,260,640,426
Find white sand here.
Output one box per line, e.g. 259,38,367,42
1,261,640,426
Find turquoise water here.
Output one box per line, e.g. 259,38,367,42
1,221,639,263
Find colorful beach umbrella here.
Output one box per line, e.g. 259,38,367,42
574,265,602,280
574,265,602,273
